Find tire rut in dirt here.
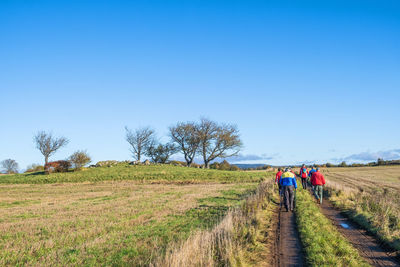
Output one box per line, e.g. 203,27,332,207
311,190,400,267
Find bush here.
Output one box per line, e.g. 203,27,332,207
210,160,240,171
230,165,240,171
45,160,71,173
69,150,91,170
25,164,44,173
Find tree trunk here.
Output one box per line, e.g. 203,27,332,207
204,161,210,169
44,156,49,168
44,156,49,174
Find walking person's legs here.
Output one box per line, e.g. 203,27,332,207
288,186,294,211
314,185,323,204
283,186,290,211
318,186,323,204
301,178,307,189
314,185,320,201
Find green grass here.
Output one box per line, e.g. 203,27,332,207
295,188,370,267
0,164,269,184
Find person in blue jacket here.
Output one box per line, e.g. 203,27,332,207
280,167,298,212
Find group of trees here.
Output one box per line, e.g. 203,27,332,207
1,118,241,174
125,118,242,168
310,158,400,168
33,131,91,172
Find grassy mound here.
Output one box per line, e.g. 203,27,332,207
0,164,270,184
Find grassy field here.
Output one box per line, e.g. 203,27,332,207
0,165,271,266
322,166,400,251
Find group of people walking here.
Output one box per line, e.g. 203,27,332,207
275,164,326,212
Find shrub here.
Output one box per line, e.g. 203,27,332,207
210,160,240,171
69,150,91,170
45,160,71,173
230,165,240,171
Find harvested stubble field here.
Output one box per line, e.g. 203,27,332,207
323,165,400,192
0,165,270,266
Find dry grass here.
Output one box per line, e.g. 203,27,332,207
0,181,258,266
151,180,275,267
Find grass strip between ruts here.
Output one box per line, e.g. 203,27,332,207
295,188,370,266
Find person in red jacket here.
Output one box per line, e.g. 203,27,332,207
299,164,308,189
275,168,283,196
311,168,326,204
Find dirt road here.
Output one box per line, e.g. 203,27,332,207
312,190,400,266
270,206,304,267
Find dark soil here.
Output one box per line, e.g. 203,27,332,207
271,203,305,267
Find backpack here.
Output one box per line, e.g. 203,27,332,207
302,168,307,178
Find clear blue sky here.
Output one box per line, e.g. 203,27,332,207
1,0,399,170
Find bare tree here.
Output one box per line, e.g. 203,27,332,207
0,159,19,174
146,143,178,163
169,122,200,167
198,118,242,168
125,126,155,161
34,131,69,168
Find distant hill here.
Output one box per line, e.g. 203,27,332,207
233,163,269,170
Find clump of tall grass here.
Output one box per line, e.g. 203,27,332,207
151,180,274,266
